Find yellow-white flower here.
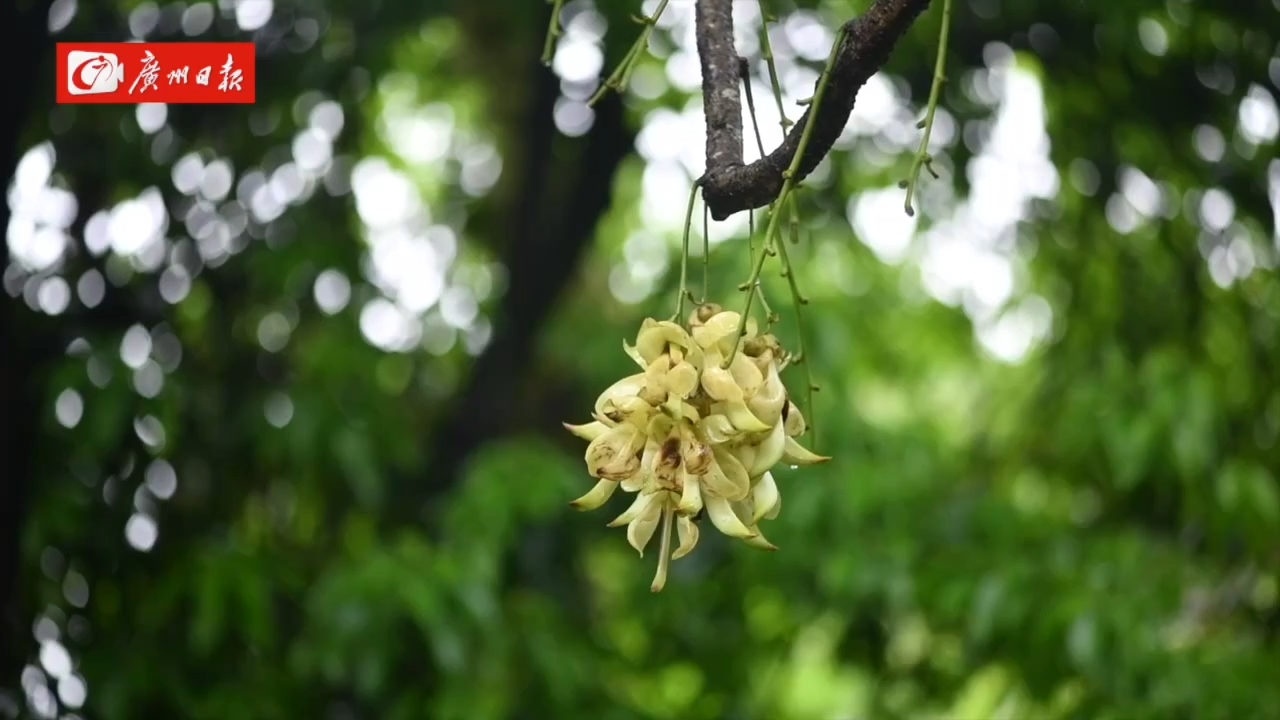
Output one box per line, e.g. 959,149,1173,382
565,303,830,592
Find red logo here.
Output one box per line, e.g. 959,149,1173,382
56,42,256,104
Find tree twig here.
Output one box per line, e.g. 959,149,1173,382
695,0,932,220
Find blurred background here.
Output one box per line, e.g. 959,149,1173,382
3,0,1279,718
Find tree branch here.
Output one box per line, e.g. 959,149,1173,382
696,0,932,220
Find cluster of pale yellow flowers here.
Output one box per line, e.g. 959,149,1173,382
564,303,829,592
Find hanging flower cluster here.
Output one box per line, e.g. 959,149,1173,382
565,303,829,591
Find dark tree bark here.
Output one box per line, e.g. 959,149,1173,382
696,0,932,220
0,0,54,689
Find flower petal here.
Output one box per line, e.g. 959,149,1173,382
747,362,786,428
700,365,743,403
749,420,787,476
677,470,704,516
691,310,742,354
750,472,780,523
563,421,609,442
672,515,701,559
697,414,738,445
666,361,699,398
705,494,756,538
585,425,643,480
679,424,714,475
724,402,771,434
570,478,620,511
728,353,764,398
607,490,659,527
783,401,807,437
730,443,757,478
742,525,778,551
704,447,751,501
765,491,782,520
627,506,663,556
783,437,831,466
635,321,695,365
594,373,646,415
622,339,646,368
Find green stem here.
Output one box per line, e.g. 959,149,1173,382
541,0,567,66
772,203,816,443
674,181,700,322
701,201,710,303
902,0,951,216
727,27,846,367
754,0,792,131
587,0,670,106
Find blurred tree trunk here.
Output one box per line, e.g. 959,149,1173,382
400,6,637,523
0,0,52,687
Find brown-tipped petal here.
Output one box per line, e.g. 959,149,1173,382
585,425,643,480
783,401,807,437
677,470,704,516
749,421,787,477
783,437,831,466
705,494,756,539
621,441,655,494
750,472,781,523
599,435,647,480
570,478,620,511
601,396,655,427
679,424,714,475
672,515,701,559
564,421,609,442
608,490,659,527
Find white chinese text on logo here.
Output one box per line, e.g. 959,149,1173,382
128,50,161,95
218,54,243,93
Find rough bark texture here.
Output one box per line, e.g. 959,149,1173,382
697,0,933,220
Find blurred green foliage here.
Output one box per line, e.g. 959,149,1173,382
4,0,1279,719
